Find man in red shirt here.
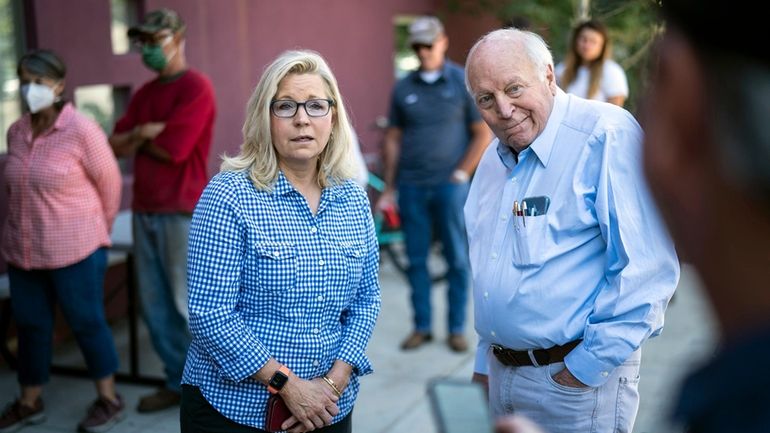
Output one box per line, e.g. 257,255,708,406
109,8,216,413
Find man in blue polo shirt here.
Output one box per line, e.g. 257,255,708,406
378,16,492,352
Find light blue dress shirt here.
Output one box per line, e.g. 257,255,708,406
182,170,381,428
464,89,679,387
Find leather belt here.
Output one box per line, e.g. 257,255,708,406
491,340,582,367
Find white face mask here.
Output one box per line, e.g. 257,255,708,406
21,82,56,113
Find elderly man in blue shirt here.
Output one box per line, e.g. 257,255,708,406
463,28,679,433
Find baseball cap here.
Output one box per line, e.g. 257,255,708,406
128,8,186,37
408,16,444,45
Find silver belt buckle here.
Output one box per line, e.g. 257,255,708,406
526,349,541,367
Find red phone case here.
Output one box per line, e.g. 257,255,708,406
265,394,293,432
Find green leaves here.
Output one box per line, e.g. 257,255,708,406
445,0,662,113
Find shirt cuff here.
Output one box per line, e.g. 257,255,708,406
474,341,490,375
563,343,617,387
337,349,373,377
222,340,270,383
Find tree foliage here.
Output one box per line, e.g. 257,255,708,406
444,0,664,113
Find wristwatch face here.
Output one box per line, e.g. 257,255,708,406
269,370,289,391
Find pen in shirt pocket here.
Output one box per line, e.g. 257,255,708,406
512,200,525,228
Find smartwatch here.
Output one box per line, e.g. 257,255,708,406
267,365,290,394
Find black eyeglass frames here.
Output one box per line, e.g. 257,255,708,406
271,99,334,118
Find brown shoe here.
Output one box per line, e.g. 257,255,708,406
136,389,180,413
77,395,125,433
0,398,45,432
448,334,469,352
400,331,433,350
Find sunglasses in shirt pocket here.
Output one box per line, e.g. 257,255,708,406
521,196,550,216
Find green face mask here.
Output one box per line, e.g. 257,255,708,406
142,44,168,71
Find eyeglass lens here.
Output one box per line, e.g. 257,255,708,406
272,99,332,118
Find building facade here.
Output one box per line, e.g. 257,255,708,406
0,0,502,273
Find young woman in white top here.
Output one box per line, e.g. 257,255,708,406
555,20,628,106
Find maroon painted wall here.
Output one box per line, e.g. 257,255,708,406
141,0,445,171
14,0,445,178
0,0,501,273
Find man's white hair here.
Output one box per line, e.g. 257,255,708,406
465,28,554,91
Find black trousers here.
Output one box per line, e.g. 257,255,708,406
180,385,353,433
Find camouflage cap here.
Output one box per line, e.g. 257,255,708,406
408,16,444,45
128,8,186,37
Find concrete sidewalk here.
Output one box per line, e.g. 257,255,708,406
0,257,716,433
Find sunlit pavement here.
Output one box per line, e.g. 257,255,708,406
0,256,715,433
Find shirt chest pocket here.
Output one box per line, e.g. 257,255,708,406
340,242,366,290
512,215,548,267
254,242,297,294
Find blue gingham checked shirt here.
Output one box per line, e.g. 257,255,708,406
182,170,381,428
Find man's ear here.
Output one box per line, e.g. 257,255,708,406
437,34,449,53
545,63,556,94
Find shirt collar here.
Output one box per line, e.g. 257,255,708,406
271,170,346,202
411,61,449,84
528,88,568,167
52,103,76,131
272,170,295,196
495,88,567,169
20,102,75,139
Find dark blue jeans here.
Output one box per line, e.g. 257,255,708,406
132,213,192,392
8,248,119,385
398,181,471,334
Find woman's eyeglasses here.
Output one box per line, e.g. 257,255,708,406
271,99,334,118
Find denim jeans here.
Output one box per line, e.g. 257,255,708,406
9,248,119,385
488,349,642,433
397,181,471,334
133,213,192,391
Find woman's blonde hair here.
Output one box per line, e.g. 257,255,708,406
221,49,356,190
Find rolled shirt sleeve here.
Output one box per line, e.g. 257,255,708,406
336,199,381,375
187,175,271,382
565,125,679,387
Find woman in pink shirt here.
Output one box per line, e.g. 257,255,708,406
0,50,125,433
